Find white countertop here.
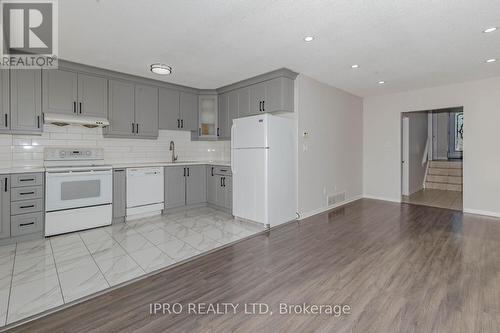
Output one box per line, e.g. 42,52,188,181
0,161,231,174
0,166,46,174
111,161,231,169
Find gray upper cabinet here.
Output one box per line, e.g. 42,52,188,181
159,88,180,130
43,69,108,118
0,175,10,240
164,166,186,210
237,86,251,118
263,77,294,113
218,93,228,139
43,69,78,115
10,69,42,134
250,82,266,115
186,165,206,205
0,70,8,133
77,73,108,118
180,92,198,131
106,80,135,137
134,84,158,138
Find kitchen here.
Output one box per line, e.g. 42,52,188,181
0,61,297,327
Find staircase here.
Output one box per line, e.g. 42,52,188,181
425,161,463,192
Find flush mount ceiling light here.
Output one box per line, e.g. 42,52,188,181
304,36,314,42
485,58,497,63
151,63,172,75
351,64,360,69
378,80,386,85
483,27,497,33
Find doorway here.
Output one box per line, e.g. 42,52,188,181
401,107,463,211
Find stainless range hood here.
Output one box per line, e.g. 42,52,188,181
43,113,110,128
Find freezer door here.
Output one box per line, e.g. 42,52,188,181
232,148,268,225
232,114,269,148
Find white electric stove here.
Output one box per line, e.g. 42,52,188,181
44,148,112,236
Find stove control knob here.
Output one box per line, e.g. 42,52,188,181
60,151,66,157
86,151,91,156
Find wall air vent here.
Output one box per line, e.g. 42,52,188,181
327,192,346,206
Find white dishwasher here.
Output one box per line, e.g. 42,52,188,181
126,167,164,219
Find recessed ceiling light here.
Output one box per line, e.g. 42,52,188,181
351,64,360,69
304,36,314,42
483,27,497,33
485,58,497,63
378,80,385,85
151,63,172,75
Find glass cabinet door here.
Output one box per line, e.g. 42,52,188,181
198,95,218,138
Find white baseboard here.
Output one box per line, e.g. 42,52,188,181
362,195,402,203
298,195,362,220
463,208,500,218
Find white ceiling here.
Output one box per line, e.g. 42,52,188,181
60,0,500,97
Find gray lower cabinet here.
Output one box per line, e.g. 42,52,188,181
0,175,10,240
159,88,180,130
207,166,232,211
10,69,42,134
165,165,206,211
112,169,126,222
134,84,158,138
105,80,135,137
0,70,9,133
186,165,206,205
164,166,186,210
180,92,198,131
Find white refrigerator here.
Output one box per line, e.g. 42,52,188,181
231,114,297,227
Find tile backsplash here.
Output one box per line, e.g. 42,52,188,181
0,125,230,168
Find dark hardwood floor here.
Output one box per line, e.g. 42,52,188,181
6,199,500,333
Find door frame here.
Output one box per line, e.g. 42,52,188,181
401,116,410,196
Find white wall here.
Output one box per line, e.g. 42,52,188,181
363,76,500,217
406,113,428,194
0,125,230,169
296,75,363,218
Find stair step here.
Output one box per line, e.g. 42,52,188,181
429,161,462,169
427,168,462,176
425,182,462,192
426,175,462,185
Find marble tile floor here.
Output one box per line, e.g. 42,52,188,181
0,207,264,327
402,188,463,211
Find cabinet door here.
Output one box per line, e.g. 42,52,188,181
164,166,186,209
264,77,294,113
180,92,198,131
42,69,78,115
0,175,10,240
10,69,42,134
77,74,108,118
250,82,266,115
199,95,218,138
186,165,206,205
105,80,135,137
227,90,239,137
237,86,251,118
134,84,159,138
215,176,225,208
206,166,217,205
224,176,232,212
218,93,228,139
112,169,126,222
159,88,180,130
0,70,9,133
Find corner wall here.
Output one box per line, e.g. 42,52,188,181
296,75,363,218
363,76,500,217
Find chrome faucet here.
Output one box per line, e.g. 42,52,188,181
169,141,178,162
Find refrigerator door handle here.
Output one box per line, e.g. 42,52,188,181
230,124,235,174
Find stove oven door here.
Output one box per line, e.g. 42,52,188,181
45,169,112,212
